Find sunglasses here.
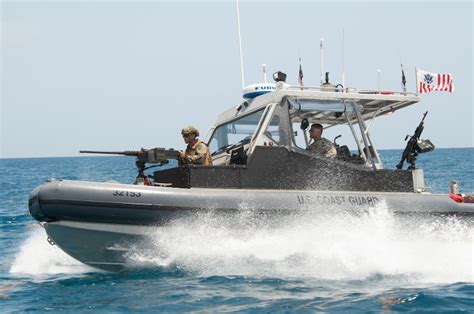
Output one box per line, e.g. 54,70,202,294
182,134,191,138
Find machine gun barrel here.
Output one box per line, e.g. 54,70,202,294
79,150,141,156
396,111,429,170
80,148,179,163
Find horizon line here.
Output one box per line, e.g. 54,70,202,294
1,146,472,160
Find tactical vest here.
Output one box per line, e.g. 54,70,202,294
185,140,213,166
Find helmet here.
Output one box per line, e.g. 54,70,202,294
181,125,199,136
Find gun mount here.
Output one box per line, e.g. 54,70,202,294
80,148,179,185
396,111,435,170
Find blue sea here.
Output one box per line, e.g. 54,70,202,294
1,148,473,312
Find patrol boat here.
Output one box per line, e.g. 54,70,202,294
28,71,474,271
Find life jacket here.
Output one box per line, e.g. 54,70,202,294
185,140,213,166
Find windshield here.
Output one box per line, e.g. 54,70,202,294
209,108,265,155
264,102,291,147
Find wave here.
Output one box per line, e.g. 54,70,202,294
9,226,96,277
125,202,474,283
9,201,473,285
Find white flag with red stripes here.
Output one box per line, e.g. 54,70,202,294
417,69,454,94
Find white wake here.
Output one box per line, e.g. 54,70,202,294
10,204,474,284
9,225,96,277
127,203,474,283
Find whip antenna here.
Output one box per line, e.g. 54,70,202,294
320,38,324,85
341,28,345,91
262,64,267,83
236,0,245,89
378,69,381,91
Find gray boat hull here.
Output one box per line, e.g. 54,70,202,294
29,179,474,271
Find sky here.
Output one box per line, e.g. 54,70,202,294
1,0,472,158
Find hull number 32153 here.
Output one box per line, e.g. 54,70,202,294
112,190,141,197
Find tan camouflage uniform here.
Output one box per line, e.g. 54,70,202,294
308,137,337,158
181,140,213,166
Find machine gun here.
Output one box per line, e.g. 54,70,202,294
80,148,179,185
396,111,435,170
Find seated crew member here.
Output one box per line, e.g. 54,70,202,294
307,123,337,158
179,125,213,166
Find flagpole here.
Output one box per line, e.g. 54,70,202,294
415,67,419,96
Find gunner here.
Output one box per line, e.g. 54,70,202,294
307,123,337,158
179,126,213,166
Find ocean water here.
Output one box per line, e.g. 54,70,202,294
1,148,473,312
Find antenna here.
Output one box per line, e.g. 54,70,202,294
262,64,267,83
378,69,381,91
236,0,245,89
341,28,345,91
320,38,324,85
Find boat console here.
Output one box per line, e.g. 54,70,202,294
154,80,425,192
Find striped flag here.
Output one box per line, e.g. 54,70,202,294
401,64,407,92
298,58,304,87
417,69,454,94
